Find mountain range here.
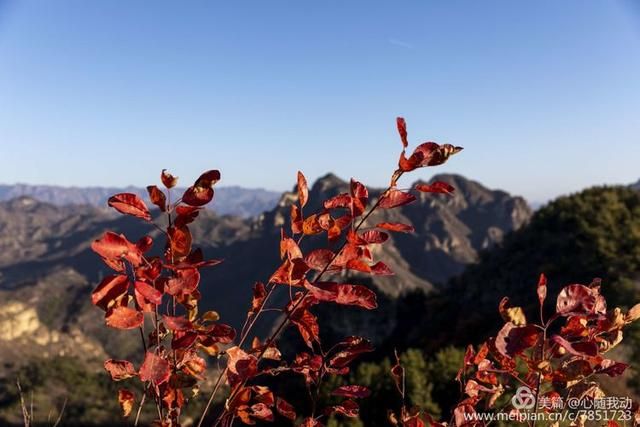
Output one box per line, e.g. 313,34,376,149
0,173,531,368
0,183,281,218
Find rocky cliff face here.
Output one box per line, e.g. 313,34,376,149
0,174,532,367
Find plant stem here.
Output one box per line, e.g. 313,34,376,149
532,325,547,427
208,183,397,426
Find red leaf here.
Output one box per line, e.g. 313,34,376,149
297,171,309,208
208,323,236,343
226,346,258,384
118,389,135,418
249,282,267,315
135,257,162,282
627,303,640,323
346,259,372,273
327,336,373,369
376,222,414,233
350,179,368,200
358,230,389,244
168,226,192,259
290,204,303,234
551,335,598,358
108,193,151,221
104,359,137,381
174,205,200,227
328,399,359,418
146,185,166,211
280,234,303,260
139,351,171,385
305,249,337,272
350,179,368,216
405,414,428,427
597,359,629,377
134,280,163,306
181,170,220,207
164,268,200,296
495,323,540,358
161,169,178,188
464,379,496,398
324,193,353,210
276,397,296,420
537,273,547,307
105,306,144,330
331,385,371,398
92,231,143,269
249,403,274,422
415,181,455,195
556,284,605,316
379,189,416,209
305,282,377,309
269,258,309,286
396,117,408,148
136,235,153,253
291,309,320,349
163,315,193,331
172,330,198,349
371,261,394,276
182,186,214,207
92,275,129,310
194,169,221,187
399,142,463,172
453,404,478,427
302,214,324,235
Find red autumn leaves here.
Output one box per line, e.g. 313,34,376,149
436,275,640,427
391,117,463,188
90,168,235,424
89,118,468,426
104,351,171,387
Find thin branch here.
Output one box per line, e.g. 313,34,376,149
52,398,67,427
134,387,147,427
16,379,30,427
210,183,398,426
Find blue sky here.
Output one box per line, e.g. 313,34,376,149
0,1,639,202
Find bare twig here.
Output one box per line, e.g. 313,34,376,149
134,387,147,427
52,398,67,427
16,378,30,427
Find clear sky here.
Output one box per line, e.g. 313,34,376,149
0,1,639,203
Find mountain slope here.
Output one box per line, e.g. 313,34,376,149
0,173,531,362
388,185,640,355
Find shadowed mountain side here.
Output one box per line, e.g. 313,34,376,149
385,185,640,356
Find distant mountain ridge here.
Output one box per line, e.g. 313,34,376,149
0,173,531,370
0,183,280,218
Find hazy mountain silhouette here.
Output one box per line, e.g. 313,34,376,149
0,183,280,218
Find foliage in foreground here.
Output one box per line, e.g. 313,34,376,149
389,276,640,426
87,118,640,426
388,185,640,393
89,118,463,426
